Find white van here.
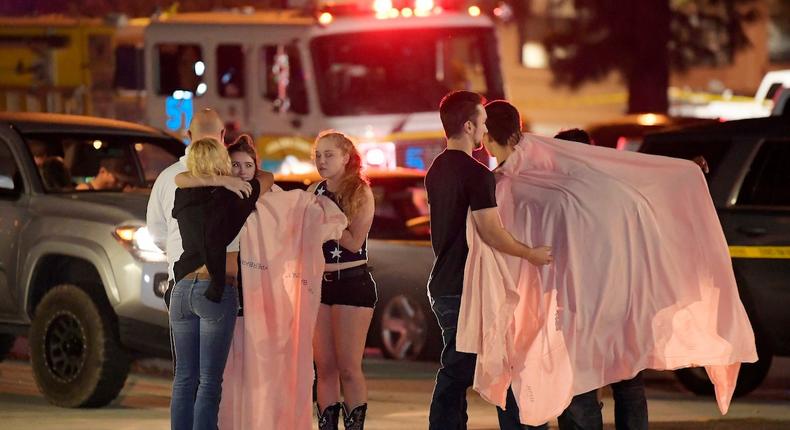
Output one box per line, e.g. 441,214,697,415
144,6,504,170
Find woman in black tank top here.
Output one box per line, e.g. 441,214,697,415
310,131,376,430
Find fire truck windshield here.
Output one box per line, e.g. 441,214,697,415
311,26,503,116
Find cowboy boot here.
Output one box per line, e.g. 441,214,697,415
342,403,367,430
317,402,342,430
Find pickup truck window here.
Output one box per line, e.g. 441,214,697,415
24,133,179,192
0,139,22,197
136,142,179,185
737,140,790,207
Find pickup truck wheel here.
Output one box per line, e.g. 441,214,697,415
673,329,773,398
0,333,15,362
29,284,130,407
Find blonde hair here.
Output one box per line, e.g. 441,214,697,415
187,137,231,177
314,131,369,218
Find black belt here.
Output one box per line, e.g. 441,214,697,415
322,265,368,282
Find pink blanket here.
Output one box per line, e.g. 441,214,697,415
219,189,347,430
457,134,758,425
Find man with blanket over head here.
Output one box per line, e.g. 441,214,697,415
425,91,554,430
460,99,757,428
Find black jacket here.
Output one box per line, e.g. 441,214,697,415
172,179,260,302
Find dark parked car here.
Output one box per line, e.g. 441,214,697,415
640,113,790,397
586,113,717,150
276,169,441,360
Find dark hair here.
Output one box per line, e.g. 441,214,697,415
439,91,485,139
227,134,258,166
484,100,522,148
554,128,592,145
41,156,72,190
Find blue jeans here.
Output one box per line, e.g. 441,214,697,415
169,278,238,430
428,296,546,430
429,295,476,430
558,373,648,430
497,386,548,430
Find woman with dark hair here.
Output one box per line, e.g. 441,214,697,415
227,134,259,182
308,131,376,430
481,100,524,167
478,100,550,430
168,137,273,430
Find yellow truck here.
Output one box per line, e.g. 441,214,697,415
0,15,145,120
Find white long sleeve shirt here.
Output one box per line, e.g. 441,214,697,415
147,155,187,281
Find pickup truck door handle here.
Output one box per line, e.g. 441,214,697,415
737,226,768,237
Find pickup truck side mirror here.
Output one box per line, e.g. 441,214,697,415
0,174,13,190
0,173,21,198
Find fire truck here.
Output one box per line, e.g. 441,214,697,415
1,3,504,169
143,2,504,169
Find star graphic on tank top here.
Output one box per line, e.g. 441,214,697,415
330,246,342,260
316,187,326,196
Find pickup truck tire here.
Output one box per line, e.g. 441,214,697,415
376,293,441,361
29,284,130,407
673,329,773,398
0,334,15,362
377,293,429,360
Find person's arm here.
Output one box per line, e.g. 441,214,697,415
174,172,251,198
146,176,168,251
471,208,552,266
338,186,374,252
255,171,275,201
467,168,552,266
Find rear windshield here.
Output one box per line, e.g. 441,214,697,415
639,137,731,180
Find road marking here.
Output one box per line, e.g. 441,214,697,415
729,246,790,259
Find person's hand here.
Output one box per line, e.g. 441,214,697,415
526,246,553,266
692,156,709,174
219,176,252,198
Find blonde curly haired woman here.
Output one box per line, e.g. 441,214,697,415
309,131,376,430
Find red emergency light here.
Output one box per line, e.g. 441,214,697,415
314,0,482,23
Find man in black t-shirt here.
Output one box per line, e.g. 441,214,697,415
426,91,553,430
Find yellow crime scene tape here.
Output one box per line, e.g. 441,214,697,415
377,244,790,256
729,246,790,259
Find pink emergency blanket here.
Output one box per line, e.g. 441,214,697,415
218,189,347,430
457,134,757,425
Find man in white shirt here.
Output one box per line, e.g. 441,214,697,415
146,108,226,304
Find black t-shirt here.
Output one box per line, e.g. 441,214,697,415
425,149,497,297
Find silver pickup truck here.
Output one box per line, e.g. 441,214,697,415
0,112,183,407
